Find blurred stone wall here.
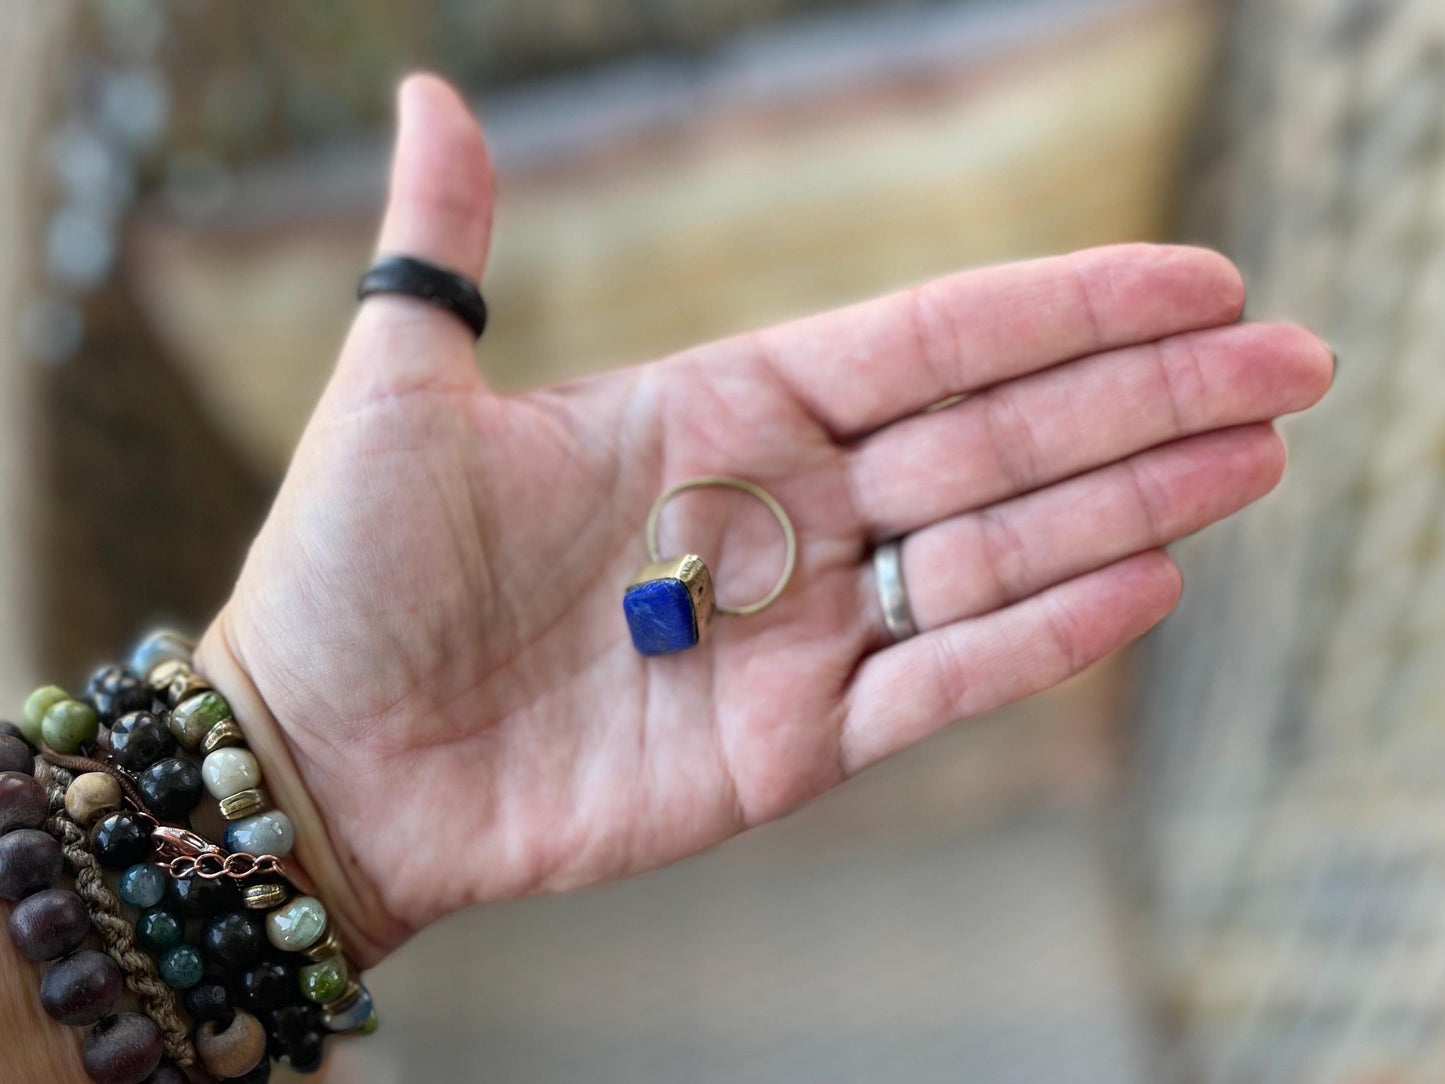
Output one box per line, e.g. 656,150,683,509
110,0,975,169
128,0,1213,470
1133,2,1445,1082
0,0,70,709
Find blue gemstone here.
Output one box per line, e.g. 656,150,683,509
129,630,192,678
623,578,699,656
324,985,375,1032
225,810,295,858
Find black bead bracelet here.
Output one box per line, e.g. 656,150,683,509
2,630,376,1082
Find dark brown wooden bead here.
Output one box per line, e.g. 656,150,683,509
0,770,49,834
41,949,123,1025
0,735,33,775
8,887,90,960
140,1064,191,1084
0,720,31,749
82,1012,165,1084
0,828,62,899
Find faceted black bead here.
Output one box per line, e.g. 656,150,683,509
91,812,156,870
0,735,33,775
203,910,265,967
230,1059,272,1084
269,1001,321,1044
0,720,32,750
141,1063,192,1084
86,665,152,725
8,887,90,960
0,828,63,899
185,979,232,1023
167,873,238,917
83,1012,164,1084
137,758,203,820
236,958,297,1013
108,712,175,772
40,949,123,1025
281,1029,325,1074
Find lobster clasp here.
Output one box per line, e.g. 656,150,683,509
152,824,223,861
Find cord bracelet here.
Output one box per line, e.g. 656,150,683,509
0,630,375,1083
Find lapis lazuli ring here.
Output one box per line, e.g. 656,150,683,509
624,476,797,657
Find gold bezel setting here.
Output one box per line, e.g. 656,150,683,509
624,554,716,656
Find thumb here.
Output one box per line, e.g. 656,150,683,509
377,73,494,283
337,73,496,395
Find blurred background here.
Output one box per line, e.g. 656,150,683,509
1,0,1439,1082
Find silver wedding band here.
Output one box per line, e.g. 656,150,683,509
873,540,918,643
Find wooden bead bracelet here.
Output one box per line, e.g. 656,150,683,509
0,629,375,1083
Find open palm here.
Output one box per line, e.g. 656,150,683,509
196,76,1331,962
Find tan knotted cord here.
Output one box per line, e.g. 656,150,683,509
35,757,195,1067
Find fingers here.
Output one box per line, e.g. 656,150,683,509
841,550,1182,773
335,74,496,398
899,424,1283,632
757,243,1245,438
849,321,1332,537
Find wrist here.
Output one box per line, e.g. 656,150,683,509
194,608,409,968
0,931,89,1083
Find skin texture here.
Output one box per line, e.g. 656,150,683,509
172,74,1338,964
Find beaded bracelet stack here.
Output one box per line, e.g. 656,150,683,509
0,630,374,1084
0,742,191,1083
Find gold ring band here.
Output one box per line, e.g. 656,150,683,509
644,476,797,617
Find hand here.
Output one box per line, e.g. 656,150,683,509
197,75,1332,961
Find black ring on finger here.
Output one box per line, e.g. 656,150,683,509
357,255,488,339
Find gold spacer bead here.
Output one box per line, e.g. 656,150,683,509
241,883,289,910
218,788,267,820
146,658,190,693
164,673,211,710
199,719,247,755
322,979,363,1014
301,927,342,963
147,658,213,708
